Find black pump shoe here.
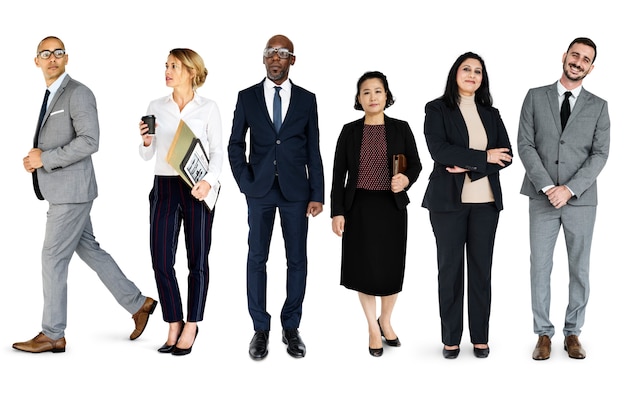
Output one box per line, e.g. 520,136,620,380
369,346,383,357
158,321,185,353
157,342,176,353
377,319,401,347
172,325,198,356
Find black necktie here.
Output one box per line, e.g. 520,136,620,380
32,89,50,200
560,91,572,130
273,86,282,132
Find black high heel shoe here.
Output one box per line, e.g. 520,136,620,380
171,325,199,356
377,318,401,347
369,346,383,357
158,321,185,353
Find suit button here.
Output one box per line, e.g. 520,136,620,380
273,160,277,165
276,139,281,144
555,160,559,164
560,140,565,144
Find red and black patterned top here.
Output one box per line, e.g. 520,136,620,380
357,124,390,190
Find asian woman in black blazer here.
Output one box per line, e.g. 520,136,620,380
331,71,421,357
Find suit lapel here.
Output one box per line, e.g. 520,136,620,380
254,81,274,129
450,107,470,147
41,75,70,135
352,118,365,167
569,87,588,123
384,115,396,155
281,80,296,130
47,78,67,115
476,105,492,144
546,83,562,132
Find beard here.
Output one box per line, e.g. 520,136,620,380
563,62,588,82
267,70,286,82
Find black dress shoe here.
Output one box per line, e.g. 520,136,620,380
377,318,401,347
442,347,460,359
369,346,383,357
282,329,306,358
473,347,490,358
171,325,198,356
158,321,185,353
249,331,269,360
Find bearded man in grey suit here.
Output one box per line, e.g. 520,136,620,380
14,36,157,353
518,37,610,361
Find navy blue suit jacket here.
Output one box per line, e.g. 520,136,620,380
421,98,512,212
228,79,324,203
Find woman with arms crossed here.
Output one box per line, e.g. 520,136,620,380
422,52,512,359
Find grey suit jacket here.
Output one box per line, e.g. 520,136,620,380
35,74,99,204
517,82,610,206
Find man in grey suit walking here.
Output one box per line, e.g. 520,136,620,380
14,36,157,353
518,37,610,360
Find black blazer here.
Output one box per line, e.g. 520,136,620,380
421,98,512,212
330,115,421,217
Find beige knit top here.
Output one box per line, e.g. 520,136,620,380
458,94,494,204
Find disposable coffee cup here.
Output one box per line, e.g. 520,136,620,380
142,115,156,135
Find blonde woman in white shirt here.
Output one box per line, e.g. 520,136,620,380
139,48,223,356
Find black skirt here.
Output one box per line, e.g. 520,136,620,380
340,189,408,296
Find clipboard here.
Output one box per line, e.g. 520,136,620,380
180,138,209,185
166,120,220,210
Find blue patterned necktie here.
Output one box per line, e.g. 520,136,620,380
273,86,282,132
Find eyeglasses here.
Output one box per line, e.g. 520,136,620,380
38,49,66,60
263,47,294,59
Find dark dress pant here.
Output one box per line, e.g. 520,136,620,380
246,180,309,331
149,176,213,323
429,202,499,345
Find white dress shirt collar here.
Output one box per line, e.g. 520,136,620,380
47,72,68,99
557,81,582,99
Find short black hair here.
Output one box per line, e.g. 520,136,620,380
354,71,395,111
567,37,597,63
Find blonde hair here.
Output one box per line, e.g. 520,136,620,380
169,48,208,89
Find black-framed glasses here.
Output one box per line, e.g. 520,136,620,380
263,47,294,59
38,49,66,60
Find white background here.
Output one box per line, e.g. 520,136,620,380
2,1,623,396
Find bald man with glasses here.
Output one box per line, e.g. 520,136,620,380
228,34,324,360
13,36,157,353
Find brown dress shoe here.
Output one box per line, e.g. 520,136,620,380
532,335,551,360
130,297,158,340
564,335,586,359
13,332,66,353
